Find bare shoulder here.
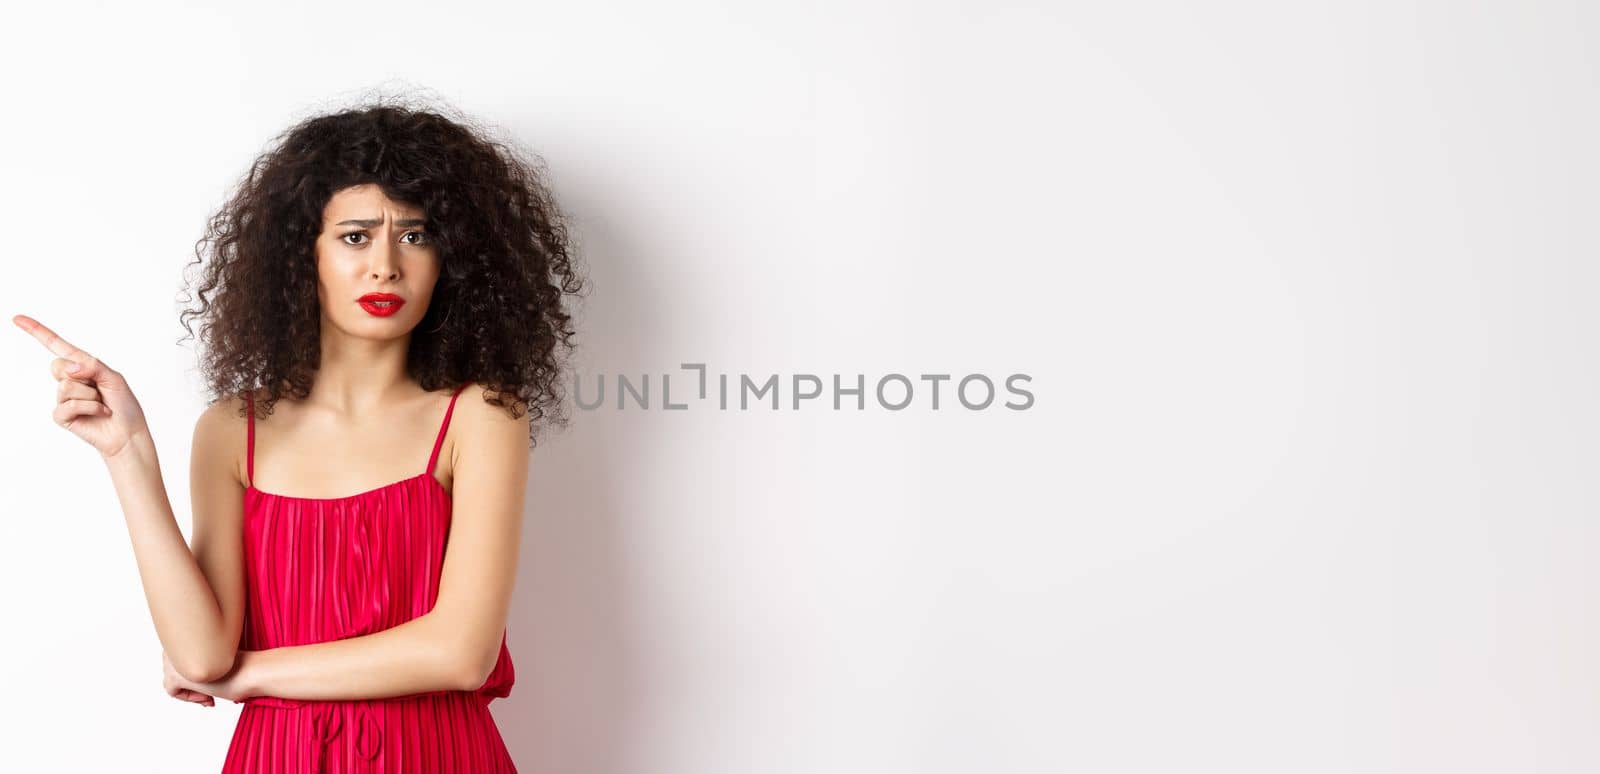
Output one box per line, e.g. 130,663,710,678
193,393,248,441
192,392,252,489
446,386,532,476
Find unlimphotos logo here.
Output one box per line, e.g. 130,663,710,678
575,364,1035,411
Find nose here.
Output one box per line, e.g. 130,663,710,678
369,237,400,281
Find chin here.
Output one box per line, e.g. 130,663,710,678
330,315,418,339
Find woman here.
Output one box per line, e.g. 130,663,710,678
13,99,585,772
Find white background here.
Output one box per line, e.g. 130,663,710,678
1,1,1596,772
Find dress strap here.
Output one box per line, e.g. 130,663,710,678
426,381,473,477
244,392,255,488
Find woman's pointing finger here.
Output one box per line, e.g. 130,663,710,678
12,314,87,363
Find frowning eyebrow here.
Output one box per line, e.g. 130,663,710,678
334,218,428,228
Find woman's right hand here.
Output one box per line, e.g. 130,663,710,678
12,314,152,459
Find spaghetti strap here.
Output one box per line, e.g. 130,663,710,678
244,392,255,488
426,381,473,477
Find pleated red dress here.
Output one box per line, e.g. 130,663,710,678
221,381,517,773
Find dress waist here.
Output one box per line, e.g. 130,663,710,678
241,688,501,710
235,691,504,774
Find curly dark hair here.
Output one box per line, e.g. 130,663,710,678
176,94,586,447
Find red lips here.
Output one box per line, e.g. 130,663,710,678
357,292,405,317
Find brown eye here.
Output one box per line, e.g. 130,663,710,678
403,231,429,245
341,232,368,245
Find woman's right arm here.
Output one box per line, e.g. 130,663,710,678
14,313,245,684
103,399,247,683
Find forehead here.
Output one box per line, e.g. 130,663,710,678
322,184,426,222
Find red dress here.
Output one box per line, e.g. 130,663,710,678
222,381,517,773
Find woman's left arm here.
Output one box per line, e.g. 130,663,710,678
189,396,530,703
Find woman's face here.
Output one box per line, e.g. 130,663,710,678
314,184,440,340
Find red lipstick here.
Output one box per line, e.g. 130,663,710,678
358,292,405,317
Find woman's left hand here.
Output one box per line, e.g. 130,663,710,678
162,650,215,706
162,649,255,704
